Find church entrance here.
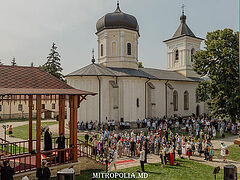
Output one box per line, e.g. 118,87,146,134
196,105,200,117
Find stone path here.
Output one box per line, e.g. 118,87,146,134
211,135,238,149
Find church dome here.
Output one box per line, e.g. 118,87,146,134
96,2,139,34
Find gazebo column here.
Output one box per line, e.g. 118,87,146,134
73,95,78,162
58,95,65,136
28,95,33,153
36,95,42,169
69,95,74,147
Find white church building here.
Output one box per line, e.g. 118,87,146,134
65,3,207,124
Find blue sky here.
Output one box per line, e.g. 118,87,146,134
0,0,238,74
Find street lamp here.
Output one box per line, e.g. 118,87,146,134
2,124,9,141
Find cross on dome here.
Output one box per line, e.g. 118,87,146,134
91,48,95,64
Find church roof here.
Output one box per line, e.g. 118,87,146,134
163,11,203,42
96,2,139,35
140,68,200,82
67,63,116,76
66,64,201,82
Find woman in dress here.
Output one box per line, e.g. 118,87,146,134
221,142,228,162
190,139,195,155
186,142,192,160
209,144,214,161
170,146,175,166
117,141,123,158
177,142,182,158
197,139,203,157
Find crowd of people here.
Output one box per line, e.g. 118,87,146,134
84,114,239,171
1,114,239,179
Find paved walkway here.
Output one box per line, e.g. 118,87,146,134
0,120,56,143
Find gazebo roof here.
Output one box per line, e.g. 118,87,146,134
0,65,96,96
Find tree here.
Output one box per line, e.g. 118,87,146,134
30,62,34,67
0,59,3,65
11,57,16,66
41,43,64,81
193,28,240,122
138,62,144,68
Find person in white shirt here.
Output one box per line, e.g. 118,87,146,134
140,147,145,172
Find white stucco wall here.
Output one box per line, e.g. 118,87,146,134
66,75,207,123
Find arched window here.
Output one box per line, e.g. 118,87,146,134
191,48,195,62
112,42,116,56
196,90,200,103
184,91,189,110
175,49,179,61
100,44,103,56
173,90,178,111
127,43,131,55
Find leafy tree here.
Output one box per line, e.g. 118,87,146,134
11,57,16,66
193,28,239,122
41,43,64,80
138,62,144,68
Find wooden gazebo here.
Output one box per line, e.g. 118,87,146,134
0,65,96,170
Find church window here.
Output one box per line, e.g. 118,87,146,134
173,90,178,111
112,42,116,56
136,98,139,107
196,90,200,103
127,43,132,55
191,48,195,62
18,104,23,111
184,91,189,110
175,50,179,62
101,44,103,56
42,104,45,110
0,105,2,112
52,103,56,110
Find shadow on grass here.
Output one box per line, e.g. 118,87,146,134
145,170,161,175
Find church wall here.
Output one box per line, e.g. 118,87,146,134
118,77,146,122
66,76,99,123
168,81,205,117
146,80,166,118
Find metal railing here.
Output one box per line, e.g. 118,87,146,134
0,153,36,174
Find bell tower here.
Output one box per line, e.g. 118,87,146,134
163,6,203,78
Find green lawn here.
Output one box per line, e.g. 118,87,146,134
215,144,240,162
51,159,224,180
10,121,58,140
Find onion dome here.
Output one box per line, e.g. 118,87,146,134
96,2,139,35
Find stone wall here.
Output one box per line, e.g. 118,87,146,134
13,157,105,180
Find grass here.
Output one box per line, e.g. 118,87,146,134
215,144,240,162
10,121,58,140
50,159,225,180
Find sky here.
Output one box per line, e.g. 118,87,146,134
0,0,238,75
